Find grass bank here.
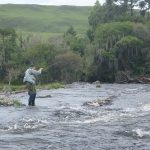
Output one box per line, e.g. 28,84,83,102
0,4,91,34
0,82,65,92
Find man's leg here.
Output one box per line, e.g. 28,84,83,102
31,93,36,106
26,82,36,106
30,85,36,106
28,93,32,106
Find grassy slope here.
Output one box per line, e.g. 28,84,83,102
0,4,91,34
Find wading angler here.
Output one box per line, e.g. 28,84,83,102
23,65,43,106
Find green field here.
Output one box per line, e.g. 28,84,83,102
0,4,91,35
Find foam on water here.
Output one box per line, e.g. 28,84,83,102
1,83,150,150
122,103,150,117
141,103,150,111
132,128,150,138
56,103,149,124
0,118,50,132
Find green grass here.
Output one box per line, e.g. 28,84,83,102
45,82,65,89
0,82,64,92
0,84,26,92
13,100,22,106
37,82,65,90
0,4,91,35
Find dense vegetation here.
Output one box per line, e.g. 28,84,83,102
0,0,150,86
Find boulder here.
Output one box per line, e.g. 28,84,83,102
93,81,101,88
83,96,115,107
0,98,22,106
36,94,52,98
0,98,14,106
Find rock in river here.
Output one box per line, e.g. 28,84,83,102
93,80,101,88
0,98,22,106
0,98,14,106
83,96,115,107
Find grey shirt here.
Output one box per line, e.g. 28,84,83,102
23,68,42,85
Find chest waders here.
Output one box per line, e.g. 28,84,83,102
26,82,36,106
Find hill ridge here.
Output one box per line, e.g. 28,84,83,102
0,4,91,34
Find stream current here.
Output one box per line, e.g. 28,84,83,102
0,83,150,150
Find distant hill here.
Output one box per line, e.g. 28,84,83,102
0,4,92,35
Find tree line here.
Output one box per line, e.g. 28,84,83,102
87,0,150,82
0,0,150,85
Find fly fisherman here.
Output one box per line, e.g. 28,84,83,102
23,65,43,106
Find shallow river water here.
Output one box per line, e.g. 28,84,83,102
0,83,150,150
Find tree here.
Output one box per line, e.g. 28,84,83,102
65,25,76,36
0,28,17,67
132,23,150,43
139,0,146,17
6,68,20,86
51,51,83,82
69,36,86,56
119,0,128,14
128,0,139,16
105,0,115,20
94,22,133,50
0,28,19,82
64,26,86,56
115,36,144,72
88,0,104,29
116,0,141,16
24,43,56,67
145,0,150,20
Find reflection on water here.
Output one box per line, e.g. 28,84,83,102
0,83,150,150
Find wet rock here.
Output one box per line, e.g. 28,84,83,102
11,90,26,94
96,84,101,88
95,80,100,84
93,81,101,88
83,96,115,107
37,94,52,98
0,98,22,106
115,71,150,84
0,98,14,106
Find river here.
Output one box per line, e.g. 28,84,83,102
0,83,150,150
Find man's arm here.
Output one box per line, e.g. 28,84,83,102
30,68,43,76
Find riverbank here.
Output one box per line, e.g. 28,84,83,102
0,82,64,106
0,82,64,92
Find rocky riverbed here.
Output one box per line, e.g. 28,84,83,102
0,83,150,150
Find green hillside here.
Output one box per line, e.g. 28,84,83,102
0,4,91,34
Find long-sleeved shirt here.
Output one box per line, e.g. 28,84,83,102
23,68,42,85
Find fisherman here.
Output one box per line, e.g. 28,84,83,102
23,64,43,106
